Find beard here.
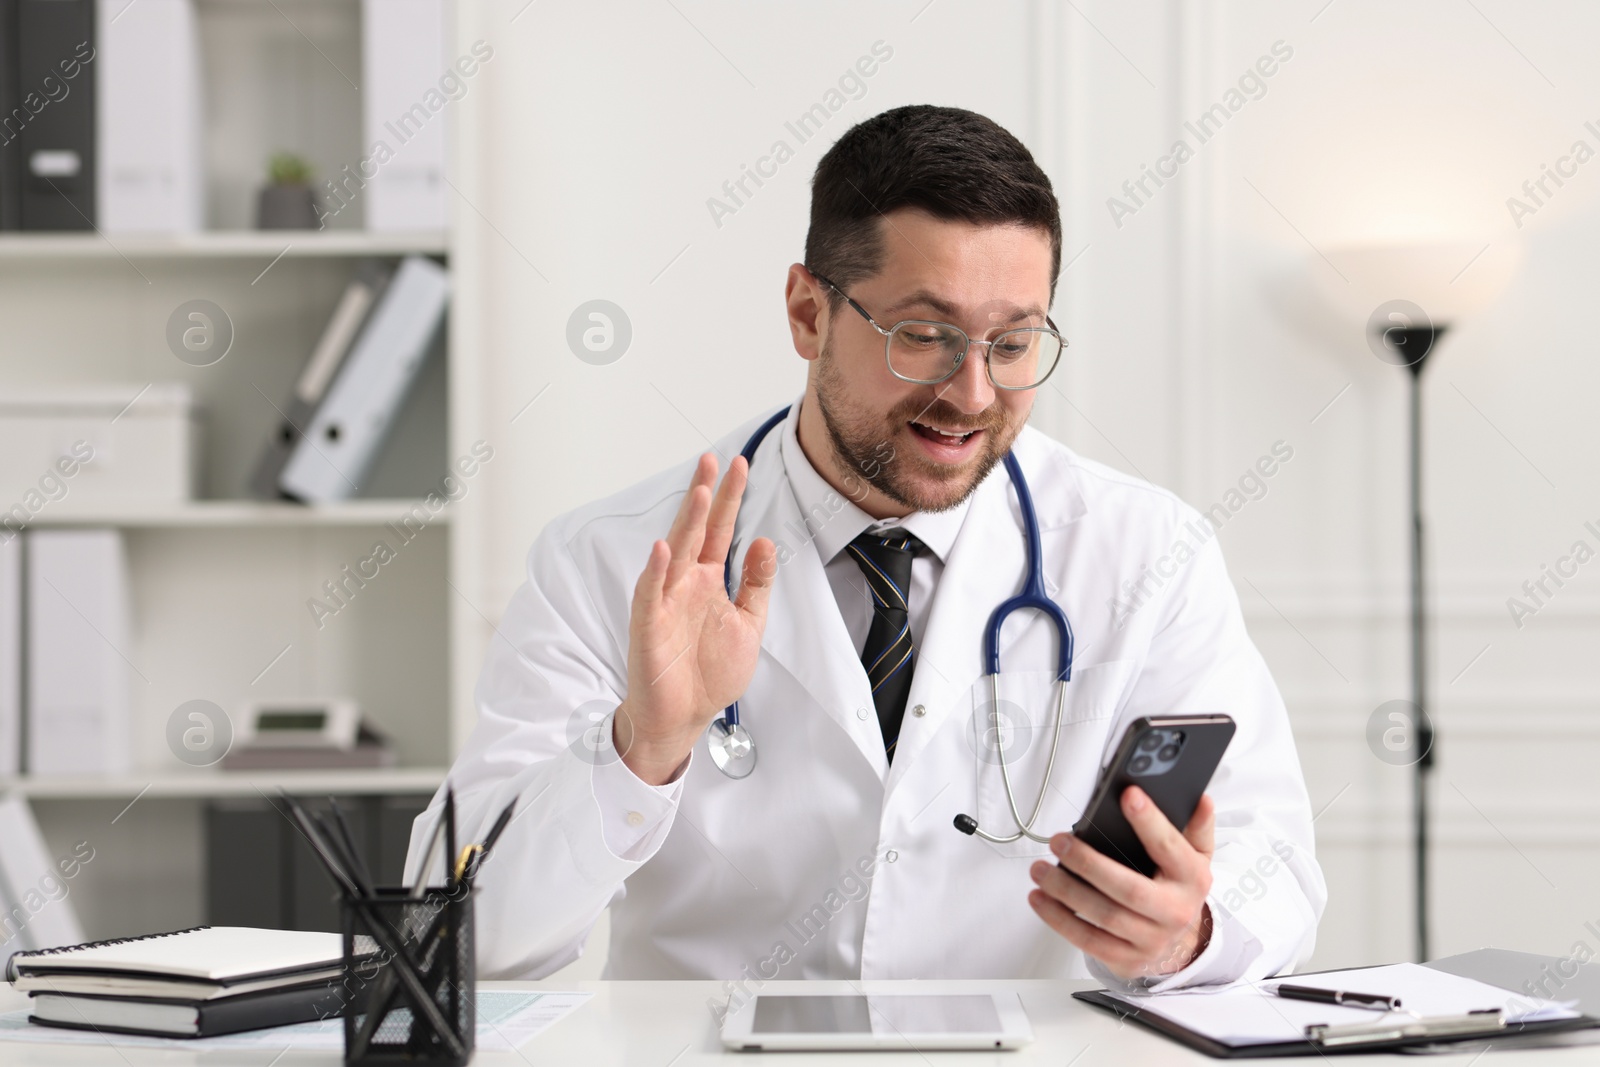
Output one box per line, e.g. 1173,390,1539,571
812,338,1021,514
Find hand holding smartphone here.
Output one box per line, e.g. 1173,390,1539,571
1070,715,1235,877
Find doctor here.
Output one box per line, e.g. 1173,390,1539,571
410,105,1325,993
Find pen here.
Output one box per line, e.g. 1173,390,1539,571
1276,983,1403,1012
454,795,519,884
479,796,516,854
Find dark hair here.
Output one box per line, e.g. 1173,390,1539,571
804,105,1062,306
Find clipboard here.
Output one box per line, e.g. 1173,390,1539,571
1073,989,1598,1057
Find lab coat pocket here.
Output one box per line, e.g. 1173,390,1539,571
968,659,1135,858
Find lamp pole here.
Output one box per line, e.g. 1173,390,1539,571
1386,324,1444,963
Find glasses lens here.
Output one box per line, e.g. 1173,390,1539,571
989,328,1063,389
888,322,969,382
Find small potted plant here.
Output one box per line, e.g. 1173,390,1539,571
256,152,321,229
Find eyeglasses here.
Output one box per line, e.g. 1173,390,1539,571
811,271,1066,391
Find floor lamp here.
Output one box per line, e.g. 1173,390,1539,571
1376,320,1443,964
1317,241,1521,965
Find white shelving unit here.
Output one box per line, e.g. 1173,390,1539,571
0,231,450,260
3,768,449,800
28,499,457,528
0,0,466,943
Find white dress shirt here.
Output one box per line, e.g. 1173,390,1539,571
776,397,971,665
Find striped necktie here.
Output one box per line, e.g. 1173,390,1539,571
846,528,923,762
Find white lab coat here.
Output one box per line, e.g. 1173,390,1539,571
409,399,1326,990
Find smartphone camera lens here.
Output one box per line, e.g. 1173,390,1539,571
1157,742,1180,761
1130,754,1153,774
1138,732,1164,753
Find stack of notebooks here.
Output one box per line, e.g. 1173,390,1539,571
7,926,356,1038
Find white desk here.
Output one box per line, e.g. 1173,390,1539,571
1,978,1594,1065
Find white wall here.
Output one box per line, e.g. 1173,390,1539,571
1184,0,1600,968
452,0,1600,978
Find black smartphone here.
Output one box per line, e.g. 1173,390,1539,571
1070,714,1235,877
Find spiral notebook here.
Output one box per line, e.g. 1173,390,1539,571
7,926,345,999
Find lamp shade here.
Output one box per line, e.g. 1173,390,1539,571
1311,241,1523,327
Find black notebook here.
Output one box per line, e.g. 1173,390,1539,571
30,981,356,1039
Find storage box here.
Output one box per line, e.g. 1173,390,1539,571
0,384,201,509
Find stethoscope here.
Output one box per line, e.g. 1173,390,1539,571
706,405,1075,846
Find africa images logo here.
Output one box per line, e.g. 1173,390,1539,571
705,41,893,229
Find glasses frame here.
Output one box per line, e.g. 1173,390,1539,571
811,271,1067,392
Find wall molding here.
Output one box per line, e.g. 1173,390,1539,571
1285,705,1600,740
1314,803,1600,846
1232,572,1600,625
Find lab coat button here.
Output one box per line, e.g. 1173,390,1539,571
912,704,925,717
625,810,644,827
885,849,898,863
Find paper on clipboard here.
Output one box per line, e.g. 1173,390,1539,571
1108,963,1579,1048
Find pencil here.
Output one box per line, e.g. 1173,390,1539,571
444,786,457,890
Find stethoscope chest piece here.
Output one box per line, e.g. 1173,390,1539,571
706,717,757,779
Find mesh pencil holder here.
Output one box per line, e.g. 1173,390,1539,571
341,886,475,1066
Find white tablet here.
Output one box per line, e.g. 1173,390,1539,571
719,991,1034,1051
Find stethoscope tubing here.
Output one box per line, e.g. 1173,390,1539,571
973,674,1067,844
720,405,792,731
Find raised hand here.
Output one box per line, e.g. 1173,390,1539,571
613,453,777,785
